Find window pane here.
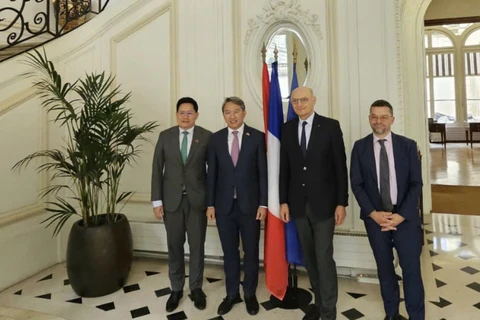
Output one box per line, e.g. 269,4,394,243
465,29,480,46
426,55,429,77
426,79,431,118
443,23,472,36
466,76,480,122
431,32,453,48
426,79,430,101
425,34,429,49
433,77,456,123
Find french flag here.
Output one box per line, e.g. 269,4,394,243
263,61,288,300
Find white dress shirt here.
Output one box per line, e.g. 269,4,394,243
152,126,195,208
297,112,315,148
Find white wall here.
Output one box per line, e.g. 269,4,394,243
425,0,480,21
0,0,430,289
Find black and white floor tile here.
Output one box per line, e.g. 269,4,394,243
0,213,479,319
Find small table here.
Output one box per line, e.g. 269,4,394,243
467,122,480,148
429,123,446,147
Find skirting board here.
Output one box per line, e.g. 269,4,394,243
130,221,396,279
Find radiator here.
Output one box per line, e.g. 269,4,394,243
130,221,382,278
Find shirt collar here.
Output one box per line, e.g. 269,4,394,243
228,123,245,135
373,131,392,144
299,112,315,126
179,126,195,135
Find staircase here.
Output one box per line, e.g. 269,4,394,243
0,0,109,63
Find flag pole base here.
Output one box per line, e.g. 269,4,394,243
269,286,312,310
269,263,312,309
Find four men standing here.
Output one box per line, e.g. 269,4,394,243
151,92,424,319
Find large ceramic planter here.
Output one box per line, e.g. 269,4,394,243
66,213,133,297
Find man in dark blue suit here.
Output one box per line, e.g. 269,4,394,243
350,100,424,320
206,96,267,316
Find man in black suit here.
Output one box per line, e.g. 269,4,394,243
206,96,267,316
151,97,212,313
350,100,424,320
279,86,348,320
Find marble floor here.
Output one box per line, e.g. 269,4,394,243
0,213,479,320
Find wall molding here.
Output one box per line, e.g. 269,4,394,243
399,0,432,212
243,0,326,110
0,203,45,227
0,89,36,116
127,192,151,203
0,88,48,222
244,0,323,45
110,3,173,83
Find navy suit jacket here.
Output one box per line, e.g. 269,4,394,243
207,124,267,215
350,132,422,224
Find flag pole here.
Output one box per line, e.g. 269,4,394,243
269,39,312,310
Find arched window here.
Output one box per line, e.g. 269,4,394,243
425,30,456,123
424,23,480,124
465,28,480,122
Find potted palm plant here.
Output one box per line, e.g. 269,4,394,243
13,49,157,297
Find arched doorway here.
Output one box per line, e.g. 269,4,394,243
399,0,433,213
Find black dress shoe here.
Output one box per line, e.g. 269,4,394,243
384,316,401,320
217,295,242,315
245,295,259,315
191,288,206,310
302,304,320,320
166,291,183,312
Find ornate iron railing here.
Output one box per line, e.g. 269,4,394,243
0,0,110,62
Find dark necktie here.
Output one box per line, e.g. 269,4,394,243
300,121,307,157
181,131,189,164
378,139,393,211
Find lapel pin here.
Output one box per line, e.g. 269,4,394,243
195,139,199,143
246,132,250,136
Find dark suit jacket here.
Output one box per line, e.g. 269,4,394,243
350,132,422,224
279,113,348,219
151,125,212,212
207,124,267,215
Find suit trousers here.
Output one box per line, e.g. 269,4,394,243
164,194,207,292
294,204,338,320
365,218,425,320
216,199,260,298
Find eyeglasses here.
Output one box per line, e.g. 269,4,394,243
369,115,391,121
291,97,309,105
178,111,196,117
223,110,243,116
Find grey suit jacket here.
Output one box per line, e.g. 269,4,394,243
151,125,212,212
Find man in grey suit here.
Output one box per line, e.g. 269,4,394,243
151,97,212,313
